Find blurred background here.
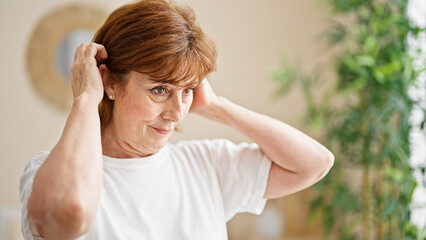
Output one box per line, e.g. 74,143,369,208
0,0,424,239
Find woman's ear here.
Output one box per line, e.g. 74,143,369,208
99,64,115,98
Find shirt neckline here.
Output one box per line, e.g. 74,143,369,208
102,144,169,168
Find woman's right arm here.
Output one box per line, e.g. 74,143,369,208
27,43,107,239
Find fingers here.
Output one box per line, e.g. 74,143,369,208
86,43,108,64
73,43,86,61
73,43,108,64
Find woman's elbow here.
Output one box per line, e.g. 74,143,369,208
54,201,94,234
28,196,94,238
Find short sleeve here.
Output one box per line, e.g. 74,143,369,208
19,151,50,240
210,139,272,221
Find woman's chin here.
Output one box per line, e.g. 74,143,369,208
146,138,169,153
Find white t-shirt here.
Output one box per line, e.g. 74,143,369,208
19,139,272,240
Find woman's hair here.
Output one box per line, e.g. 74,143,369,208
93,0,217,131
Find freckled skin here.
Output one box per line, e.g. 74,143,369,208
101,71,193,158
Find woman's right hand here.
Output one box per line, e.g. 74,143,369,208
70,43,108,105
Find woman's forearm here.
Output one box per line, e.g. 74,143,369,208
28,94,103,238
207,96,333,175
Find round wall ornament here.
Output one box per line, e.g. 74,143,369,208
26,4,107,111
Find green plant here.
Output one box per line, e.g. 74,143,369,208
272,0,426,239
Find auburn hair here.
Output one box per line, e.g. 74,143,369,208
93,0,217,131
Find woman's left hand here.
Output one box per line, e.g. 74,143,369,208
190,79,221,118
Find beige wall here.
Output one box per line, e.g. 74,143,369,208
0,0,333,239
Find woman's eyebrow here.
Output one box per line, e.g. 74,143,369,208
191,80,200,87
143,78,199,89
142,79,166,86
177,79,199,88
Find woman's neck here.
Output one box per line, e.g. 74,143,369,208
101,122,156,158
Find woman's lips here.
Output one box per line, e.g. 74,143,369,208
151,127,171,135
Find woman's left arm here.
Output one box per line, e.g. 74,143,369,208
191,80,334,199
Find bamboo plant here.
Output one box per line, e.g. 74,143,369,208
272,0,426,239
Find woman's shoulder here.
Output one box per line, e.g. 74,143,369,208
167,139,232,167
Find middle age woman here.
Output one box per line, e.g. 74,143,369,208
20,0,335,239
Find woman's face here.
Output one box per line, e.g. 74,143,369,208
105,71,195,157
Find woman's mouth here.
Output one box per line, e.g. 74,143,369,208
151,127,171,135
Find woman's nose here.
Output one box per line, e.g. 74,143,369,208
162,92,185,122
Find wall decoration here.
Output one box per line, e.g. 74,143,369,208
26,4,107,111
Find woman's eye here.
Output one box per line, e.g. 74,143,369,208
183,88,195,95
151,86,168,96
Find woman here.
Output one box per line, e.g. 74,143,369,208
19,0,334,239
